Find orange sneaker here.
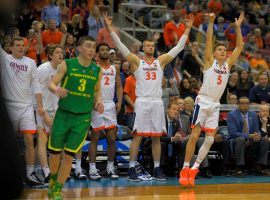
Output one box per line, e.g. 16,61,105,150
188,168,199,187
179,167,189,186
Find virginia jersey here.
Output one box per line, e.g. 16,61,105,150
199,59,230,101
134,59,163,98
101,65,116,102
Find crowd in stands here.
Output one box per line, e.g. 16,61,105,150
1,0,270,185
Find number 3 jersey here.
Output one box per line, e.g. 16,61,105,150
58,58,100,114
101,65,116,102
134,59,163,98
199,59,230,102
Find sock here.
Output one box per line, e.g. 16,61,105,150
183,162,190,169
76,159,82,172
89,163,96,171
154,161,160,169
129,161,136,168
53,181,63,193
193,136,214,169
107,161,114,172
42,166,50,177
26,165,34,177
49,173,58,189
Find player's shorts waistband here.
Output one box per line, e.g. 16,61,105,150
136,97,162,101
197,94,220,103
102,100,114,103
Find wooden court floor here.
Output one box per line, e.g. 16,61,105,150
20,183,270,200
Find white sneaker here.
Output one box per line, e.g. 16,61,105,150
89,168,102,180
107,166,119,180
75,169,87,180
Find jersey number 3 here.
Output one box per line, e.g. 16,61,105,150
217,75,222,85
146,72,156,80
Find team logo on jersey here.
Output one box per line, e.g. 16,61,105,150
10,62,28,73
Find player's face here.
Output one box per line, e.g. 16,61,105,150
143,41,155,55
214,45,227,61
79,40,96,60
259,106,269,118
98,45,110,60
51,47,64,64
11,40,24,58
167,104,180,119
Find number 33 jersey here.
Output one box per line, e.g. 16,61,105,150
199,59,230,102
101,65,116,102
134,59,163,98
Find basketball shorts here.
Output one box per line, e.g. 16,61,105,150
133,97,166,137
91,101,117,131
6,101,37,134
48,109,91,154
36,110,56,134
191,95,220,132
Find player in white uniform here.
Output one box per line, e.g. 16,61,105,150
0,37,45,186
179,13,244,187
34,45,63,184
104,13,194,181
88,43,123,180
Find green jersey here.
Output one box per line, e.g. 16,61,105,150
58,58,100,114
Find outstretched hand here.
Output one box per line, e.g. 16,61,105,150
235,12,245,27
185,14,194,29
103,12,113,27
204,13,216,23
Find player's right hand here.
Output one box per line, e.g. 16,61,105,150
44,112,53,127
205,13,216,23
55,87,69,98
103,12,113,27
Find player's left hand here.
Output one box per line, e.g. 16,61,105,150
235,12,244,27
37,106,45,117
44,112,53,127
95,101,104,114
185,14,194,29
116,102,122,114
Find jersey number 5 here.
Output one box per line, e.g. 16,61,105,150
217,75,223,85
146,72,156,80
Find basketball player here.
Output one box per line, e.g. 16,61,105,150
88,43,123,180
103,13,194,181
35,45,63,184
47,36,103,200
179,12,244,187
0,37,45,186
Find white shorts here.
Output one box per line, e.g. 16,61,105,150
6,102,37,134
133,97,166,137
191,95,220,132
91,101,117,131
36,110,56,134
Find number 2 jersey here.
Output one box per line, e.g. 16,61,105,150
199,59,230,102
134,59,163,98
100,65,116,102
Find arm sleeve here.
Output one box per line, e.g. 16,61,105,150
110,32,130,57
167,35,188,58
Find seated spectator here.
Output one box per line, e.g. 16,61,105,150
249,51,269,71
237,52,250,70
258,104,270,140
249,72,270,104
235,69,254,99
182,97,194,122
220,71,238,104
41,0,61,27
42,19,63,47
179,78,197,100
244,34,259,54
228,94,238,105
162,77,179,113
254,28,265,49
227,97,269,177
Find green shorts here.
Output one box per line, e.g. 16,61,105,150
48,109,91,154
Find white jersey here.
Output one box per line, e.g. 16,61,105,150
35,62,59,111
199,59,230,102
0,46,41,105
134,59,163,98
101,65,116,102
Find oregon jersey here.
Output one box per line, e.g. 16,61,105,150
58,58,100,113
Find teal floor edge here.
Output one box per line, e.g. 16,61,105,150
61,176,270,189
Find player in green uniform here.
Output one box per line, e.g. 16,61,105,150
47,36,104,200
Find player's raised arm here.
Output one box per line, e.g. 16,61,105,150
227,12,244,68
103,13,140,73
158,15,194,69
204,13,215,69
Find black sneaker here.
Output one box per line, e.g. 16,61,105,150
128,167,141,182
152,167,167,181
135,163,152,181
74,169,87,180
26,172,44,187
107,166,119,180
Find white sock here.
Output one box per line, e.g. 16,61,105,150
76,159,82,172
89,163,96,171
183,162,190,169
129,161,136,168
42,166,50,177
154,161,160,169
26,165,34,177
107,161,114,171
193,136,214,169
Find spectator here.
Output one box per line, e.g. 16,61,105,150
179,78,197,100
220,71,238,104
235,69,254,99
249,51,269,71
258,104,270,139
215,16,227,41
60,33,76,59
24,29,43,64
227,97,269,177
244,34,259,54
87,5,104,39
57,0,70,25
67,14,84,42
41,0,61,27
254,28,265,49
72,0,89,33
109,49,116,64
162,77,179,113
228,94,238,105
207,0,222,15
249,72,270,104
238,52,250,70
182,96,194,122
17,4,36,37
42,19,64,47
97,26,119,49
121,60,130,78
